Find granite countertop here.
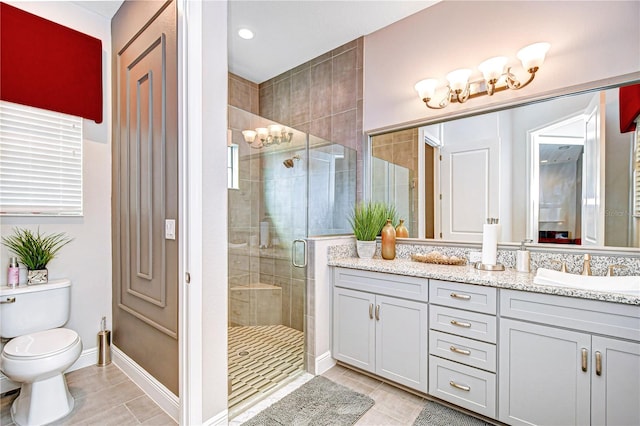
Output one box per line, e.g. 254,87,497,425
328,257,640,306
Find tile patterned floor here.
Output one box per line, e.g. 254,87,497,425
322,364,429,425
0,364,176,426
228,325,304,409
2,360,484,425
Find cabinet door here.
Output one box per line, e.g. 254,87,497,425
332,287,375,372
375,295,428,392
591,336,640,426
499,319,591,426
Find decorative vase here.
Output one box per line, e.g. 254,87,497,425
356,240,377,259
381,219,396,260
395,219,409,238
27,268,48,285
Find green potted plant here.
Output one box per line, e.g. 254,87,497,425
1,228,72,284
348,201,389,258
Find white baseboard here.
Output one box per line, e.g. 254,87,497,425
203,409,229,426
1,347,98,394
112,345,179,422
315,350,336,375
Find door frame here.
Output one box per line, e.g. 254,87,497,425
178,1,230,424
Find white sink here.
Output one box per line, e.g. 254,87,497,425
533,268,640,296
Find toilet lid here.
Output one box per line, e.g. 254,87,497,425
3,328,79,360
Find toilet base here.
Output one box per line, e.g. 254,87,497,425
11,373,75,426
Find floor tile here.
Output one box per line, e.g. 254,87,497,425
356,406,408,425
1,364,173,426
369,385,425,424
126,394,166,423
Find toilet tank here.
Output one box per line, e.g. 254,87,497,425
0,279,71,338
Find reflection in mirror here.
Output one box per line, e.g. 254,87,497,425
369,84,639,249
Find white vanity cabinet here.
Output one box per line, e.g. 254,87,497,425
428,280,497,418
499,290,640,426
332,267,428,392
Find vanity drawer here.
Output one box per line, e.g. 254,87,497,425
429,356,496,418
333,267,428,302
430,305,497,343
500,289,640,342
429,280,496,314
429,330,496,372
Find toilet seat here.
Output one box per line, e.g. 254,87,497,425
2,328,80,360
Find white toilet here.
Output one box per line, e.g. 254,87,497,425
0,279,82,426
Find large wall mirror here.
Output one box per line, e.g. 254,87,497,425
369,82,640,250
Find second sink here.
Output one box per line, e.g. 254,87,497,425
533,268,640,296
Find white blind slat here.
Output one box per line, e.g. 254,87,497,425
0,101,83,216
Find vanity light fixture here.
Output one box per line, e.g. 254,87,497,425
242,125,293,149
414,42,550,110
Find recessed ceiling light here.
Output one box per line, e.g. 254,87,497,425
238,28,254,40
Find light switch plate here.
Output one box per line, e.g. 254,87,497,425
165,219,176,240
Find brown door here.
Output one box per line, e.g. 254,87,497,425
111,0,178,394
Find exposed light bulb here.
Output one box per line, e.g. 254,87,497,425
238,28,254,40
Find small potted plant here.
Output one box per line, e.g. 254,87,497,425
1,228,72,285
348,201,389,258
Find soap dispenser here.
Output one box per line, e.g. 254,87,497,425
516,239,533,273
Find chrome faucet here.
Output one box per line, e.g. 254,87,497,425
581,254,592,276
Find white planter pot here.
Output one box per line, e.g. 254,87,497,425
356,240,377,259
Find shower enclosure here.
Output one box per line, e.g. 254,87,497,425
227,106,356,411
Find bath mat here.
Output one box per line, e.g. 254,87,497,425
412,400,491,426
242,376,374,426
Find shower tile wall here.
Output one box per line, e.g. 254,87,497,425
227,103,307,331
227,35,361,330
258,38,364,201
229,73,259,114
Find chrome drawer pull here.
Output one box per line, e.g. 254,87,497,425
450,292,471,300
375,304,380,321
1,297,16,304
450,346,471,356
450,319,471,328
449,381,470,391
369,303,373,319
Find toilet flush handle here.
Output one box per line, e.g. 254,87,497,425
1,297,16,304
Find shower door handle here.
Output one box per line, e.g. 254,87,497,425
292,239,308,268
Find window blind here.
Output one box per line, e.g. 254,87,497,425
0,101,83,216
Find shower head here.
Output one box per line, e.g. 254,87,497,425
283,154,300,168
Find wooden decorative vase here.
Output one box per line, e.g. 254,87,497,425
395,219,409,238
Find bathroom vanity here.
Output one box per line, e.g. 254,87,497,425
329,258,640,426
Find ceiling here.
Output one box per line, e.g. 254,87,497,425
72,0,438,84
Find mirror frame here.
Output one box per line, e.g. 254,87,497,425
364,71,640,255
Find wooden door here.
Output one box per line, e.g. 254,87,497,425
112,0,178,395
439,114,500,242
582,92,606,246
